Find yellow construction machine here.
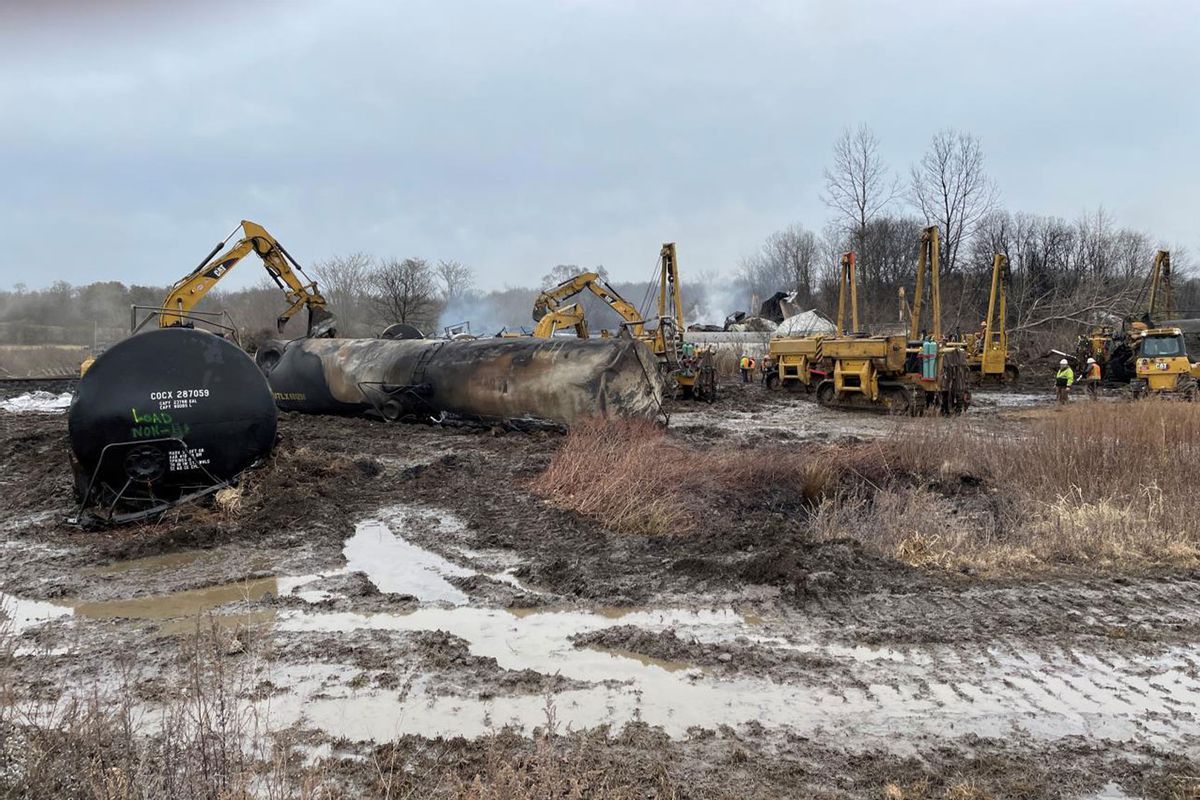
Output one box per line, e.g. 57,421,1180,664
958,254,1019,383
157,220,336,338
1072,250,1199,397
531,303,590,339
814,227,970,414
529,244,716,400
764,251,858,391
1126,251,1200,397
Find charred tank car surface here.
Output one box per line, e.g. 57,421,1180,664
256,336,665,427
68,328,277,525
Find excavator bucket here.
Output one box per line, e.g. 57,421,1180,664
306,307,337,338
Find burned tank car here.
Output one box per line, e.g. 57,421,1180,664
256,336,666,425
68,328,277,516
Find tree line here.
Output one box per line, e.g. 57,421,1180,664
737,126,1197,337
2,127,1191,348
0,258,725,347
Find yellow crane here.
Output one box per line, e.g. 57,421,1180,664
159,220,335,338
764,251,857,391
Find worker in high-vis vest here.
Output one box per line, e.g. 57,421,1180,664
1084,357,1102,400
739,355,756,384
1055,358,1075,405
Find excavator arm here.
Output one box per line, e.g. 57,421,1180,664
531,271,647,337
160,220,336,338
532,303,589,338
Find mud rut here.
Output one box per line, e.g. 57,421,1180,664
2,388,1199,797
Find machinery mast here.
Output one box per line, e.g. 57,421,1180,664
836,252,859,336
910,226,942,341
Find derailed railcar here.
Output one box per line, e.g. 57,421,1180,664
256,336,666,426
67,328,278,524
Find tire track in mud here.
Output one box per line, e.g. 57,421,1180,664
752,574,1200,753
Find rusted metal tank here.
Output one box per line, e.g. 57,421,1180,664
255,336,665,425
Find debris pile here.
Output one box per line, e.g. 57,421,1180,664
0,390,73,414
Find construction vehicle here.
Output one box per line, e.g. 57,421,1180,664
813,227,970,414
957,254,1019,383
156,220,335,338
1070,250,1199,397
529,244,717,401
531,303,589,339
764,251,858,391
1126,253,1200,397
1129,325,1199,399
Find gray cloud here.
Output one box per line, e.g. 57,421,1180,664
1,0,1197,290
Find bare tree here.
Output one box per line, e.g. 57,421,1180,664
822,125,898,252
541,264,607,289
434,259,474,301
738,224,820,305
311,252,374,336
908,129,998,276
370,257,437,330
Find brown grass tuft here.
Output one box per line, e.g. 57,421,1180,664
529,417,839,535
817,400,1200,574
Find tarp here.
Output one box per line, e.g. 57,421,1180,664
775,309,836,337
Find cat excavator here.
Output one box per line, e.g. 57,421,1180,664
529,244,716,400
158,220,336,338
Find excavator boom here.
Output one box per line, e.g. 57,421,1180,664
531,271,646,336
160,220,336,338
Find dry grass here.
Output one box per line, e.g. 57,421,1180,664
815,400,1200,574
529,417,839,536
536,402,1200,575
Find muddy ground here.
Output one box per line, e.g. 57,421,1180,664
2,382,1198,798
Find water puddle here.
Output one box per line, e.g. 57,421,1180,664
0,591,73,635
264,602,1200,750
72,577,280,635
344,513,472,604
88,551,205,575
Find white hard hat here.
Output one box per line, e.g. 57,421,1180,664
1087,358,1096,364
1060,359,1068,366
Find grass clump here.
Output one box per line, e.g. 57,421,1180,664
817,400,1200,574
529,417,838,536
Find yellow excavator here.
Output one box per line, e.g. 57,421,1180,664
531,271,644,339
1127,250,1200,398
530,244,716,400
1072,249,1198,397
159,220,336,338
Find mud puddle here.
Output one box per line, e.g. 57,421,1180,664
266,600,1200,752
345,511,473,604
0,591,73,635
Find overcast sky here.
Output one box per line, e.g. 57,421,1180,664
1,0,1196,291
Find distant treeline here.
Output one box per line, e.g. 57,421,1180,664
2,129,1194,349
